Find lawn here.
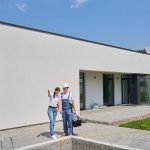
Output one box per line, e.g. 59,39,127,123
120,118,150,131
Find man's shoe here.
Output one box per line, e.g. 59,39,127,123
68,134,72,136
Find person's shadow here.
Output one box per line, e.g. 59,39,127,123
37,131,78,138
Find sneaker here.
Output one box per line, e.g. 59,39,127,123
51,135,57,140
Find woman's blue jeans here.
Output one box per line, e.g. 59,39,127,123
48,107,57,136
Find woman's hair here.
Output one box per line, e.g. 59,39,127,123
53,87,60,98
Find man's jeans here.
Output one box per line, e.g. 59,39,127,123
62,109,73,135
48,107,57,136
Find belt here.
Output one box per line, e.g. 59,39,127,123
49,106,57,109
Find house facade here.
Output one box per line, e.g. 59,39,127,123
0,22,150,130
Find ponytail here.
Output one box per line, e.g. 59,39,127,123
53,91,56,98
53,87,60,98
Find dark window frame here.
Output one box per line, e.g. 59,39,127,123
79,72,86,110
103,74,114,106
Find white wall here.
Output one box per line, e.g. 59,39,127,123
85,72,122,108
85,72,103,109
1,23,150,130
114,74,122,105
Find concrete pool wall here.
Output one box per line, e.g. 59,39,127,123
16,136,139,150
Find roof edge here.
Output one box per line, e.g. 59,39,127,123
0,21,149,56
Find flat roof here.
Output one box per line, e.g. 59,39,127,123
0,21,149,55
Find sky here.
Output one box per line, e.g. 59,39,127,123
0,0,150,50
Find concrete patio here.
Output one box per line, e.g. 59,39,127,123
0,105,150,150
0,122,150,150
81,105,150,125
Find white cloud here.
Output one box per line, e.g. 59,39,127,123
16,2,27,12
70,0,89,9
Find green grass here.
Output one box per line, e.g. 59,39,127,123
120,118,150,131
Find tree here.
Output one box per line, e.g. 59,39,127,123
138,48,147,54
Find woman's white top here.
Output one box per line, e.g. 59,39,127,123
49,94,61,107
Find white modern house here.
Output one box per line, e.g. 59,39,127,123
0,22,150,130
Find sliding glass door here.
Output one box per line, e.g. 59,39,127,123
80,72,85,110
121,74,135,104
103,74,114,106
140,75,150,104
122,79,129,104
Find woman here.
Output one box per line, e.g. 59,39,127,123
48,87,61,139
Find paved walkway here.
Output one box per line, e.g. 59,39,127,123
0,105,150,150
0,121,150,150
81,105,150,125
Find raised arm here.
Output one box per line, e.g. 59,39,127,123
48,89,52,99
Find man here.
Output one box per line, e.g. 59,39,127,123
61,83,76,136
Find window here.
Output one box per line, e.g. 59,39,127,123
80,72,85,110
140,75,150,104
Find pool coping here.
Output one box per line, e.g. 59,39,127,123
16,136,140,150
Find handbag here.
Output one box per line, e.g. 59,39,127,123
72,112,82,127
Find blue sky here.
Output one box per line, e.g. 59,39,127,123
0,0,150,50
